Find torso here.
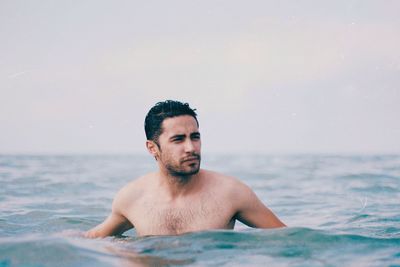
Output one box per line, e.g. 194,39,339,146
122,170,238,236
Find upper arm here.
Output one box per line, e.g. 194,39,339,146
85,210,133,238
84,188,134,238
233,182,286,229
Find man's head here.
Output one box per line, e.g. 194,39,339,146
145,100,201,177
145,100,198,145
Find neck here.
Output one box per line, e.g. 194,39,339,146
158,169,200,199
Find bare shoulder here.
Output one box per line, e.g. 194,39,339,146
112,172,155,212
201,169,252,195
202,169,286,228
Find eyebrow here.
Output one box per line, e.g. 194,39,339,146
169,132,201,140
169,134,185,140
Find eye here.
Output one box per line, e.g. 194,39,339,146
191,134,201,140
172,137,183,143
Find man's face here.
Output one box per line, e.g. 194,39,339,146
156,115,201,177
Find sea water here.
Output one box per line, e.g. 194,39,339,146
0,154,399,266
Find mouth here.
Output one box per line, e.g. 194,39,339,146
182,156,200,163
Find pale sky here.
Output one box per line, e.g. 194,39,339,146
1,1,399,154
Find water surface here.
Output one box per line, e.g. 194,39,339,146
1,154,399,266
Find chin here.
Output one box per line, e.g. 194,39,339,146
169,166,200,177
187,168,200,175
181,167,200,176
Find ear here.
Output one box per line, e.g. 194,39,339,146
146,140,160,160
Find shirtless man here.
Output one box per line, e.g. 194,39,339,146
85,100,285,237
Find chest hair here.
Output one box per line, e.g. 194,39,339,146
144,196,223,233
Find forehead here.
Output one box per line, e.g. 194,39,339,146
160,115,199,137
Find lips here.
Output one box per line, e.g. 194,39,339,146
182,156,200,163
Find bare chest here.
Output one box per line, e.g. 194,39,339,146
127,195,235,236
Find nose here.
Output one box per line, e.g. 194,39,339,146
184,139,195,153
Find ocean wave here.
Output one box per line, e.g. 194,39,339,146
2,228,399,267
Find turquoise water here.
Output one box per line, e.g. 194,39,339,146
1,154,399,266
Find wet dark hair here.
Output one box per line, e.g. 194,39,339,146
144,100,198,143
